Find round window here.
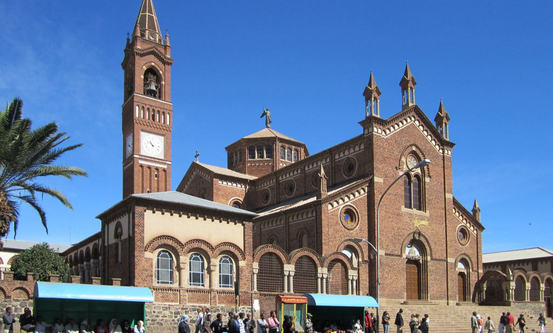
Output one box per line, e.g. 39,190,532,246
457,226,470,245
261,189,271,205
343,157,357,178
340,206,359,230
284,181,296,197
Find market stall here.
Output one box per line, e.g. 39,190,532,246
33,282,154,325
304,294,378,332
277,295,308,332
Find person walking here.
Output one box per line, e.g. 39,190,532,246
2,307,16,333
365,311,372,333
395,309,404,333
257,313,269,333
515,314,525,333
498,313,506,333
210,314,224,333
179,315,191,333
304,314,313,333
537,313,546,333
471,312,479,333
196,309,205,333
267,311,279,333
505,312,515,333
203,313,212,333
484,317,496,333
381,311,390,333
419,317,428,333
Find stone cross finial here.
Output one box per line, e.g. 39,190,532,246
194,150,200,162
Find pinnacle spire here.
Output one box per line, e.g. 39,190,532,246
363,71,381,117
472,199,481,222
434,99,451,139
399,62,417,108
134,0,162,43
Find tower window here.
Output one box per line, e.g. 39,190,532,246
265,146,273,158
248,146,256,159
257,146,264,159
286,148,292,161
280,146,286,160
293,149,299,162
144,68,161,99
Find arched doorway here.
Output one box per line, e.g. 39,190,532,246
514,276,526,301
544,278,552,317
457,259,470,302
404,240,427,300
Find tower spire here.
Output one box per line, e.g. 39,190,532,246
134,0,162,44
399,62,417,109
363,72,382,117
434,99,451,140
472,199,481,222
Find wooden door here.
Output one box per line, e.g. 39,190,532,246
458,272,467,301
406,260,420,300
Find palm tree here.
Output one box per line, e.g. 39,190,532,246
0,98,87,237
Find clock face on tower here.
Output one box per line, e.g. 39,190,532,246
125,133,133,158
140,131,165,159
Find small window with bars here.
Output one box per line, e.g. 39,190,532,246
156,250,173,284
219,256,234,288
189,254,205,287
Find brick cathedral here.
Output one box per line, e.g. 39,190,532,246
64,0,491,326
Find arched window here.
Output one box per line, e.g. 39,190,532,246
328,259,348,295
293,256,317,294
412,175,422,210
286,148,292,161
530,277,540,301
514,276,526,301
144,68,161,98
156,251,173,284
342,246,359,268
219,256,233,288
404,175,412,208
280,146,286,160
189,254,205,287
293,149,299,162
258,253,284,292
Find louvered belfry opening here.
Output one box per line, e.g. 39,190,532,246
328,260,348,295
294,256,318,294
258,253,284,292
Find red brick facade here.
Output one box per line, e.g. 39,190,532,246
62,0,487,316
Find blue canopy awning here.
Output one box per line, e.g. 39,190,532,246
34,282,154,303
304,294,378,308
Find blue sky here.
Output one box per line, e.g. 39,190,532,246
0,1,551,253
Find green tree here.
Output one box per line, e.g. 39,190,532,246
11,242,70,281
0,98,87,237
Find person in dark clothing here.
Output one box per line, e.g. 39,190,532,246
226,313,236,333
211,314,224,333
419,317,428,333
370,313,377,333
283,315,294,333
395,309,404,333
121,319,132,333
245,314,256,333
19,307,35,332
515,314,526,333
179,315,191,333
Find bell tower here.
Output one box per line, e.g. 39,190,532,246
121,0,173,198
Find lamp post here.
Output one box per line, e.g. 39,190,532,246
354,158,430,332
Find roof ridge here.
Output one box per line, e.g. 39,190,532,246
483,247,548,254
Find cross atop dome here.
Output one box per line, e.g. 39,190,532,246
134,0,162,44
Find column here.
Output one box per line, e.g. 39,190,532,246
179,261,187,288
289,271,295,294
347,276,352,295
539,285,545,302
284,271,289,293
210,263,218,289
353,275,358,295
525,286,531,302
252,268,259,292
317,274,322,293
322,273,328,294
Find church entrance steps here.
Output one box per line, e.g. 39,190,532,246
377,300,544,333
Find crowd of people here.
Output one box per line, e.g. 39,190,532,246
1,307,146,333
470,311,547,333
178,308,284,333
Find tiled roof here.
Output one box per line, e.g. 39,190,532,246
243,128,304,144
1,239,70,253
195,162,257,180
483,247,553,263
131,191,257,216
